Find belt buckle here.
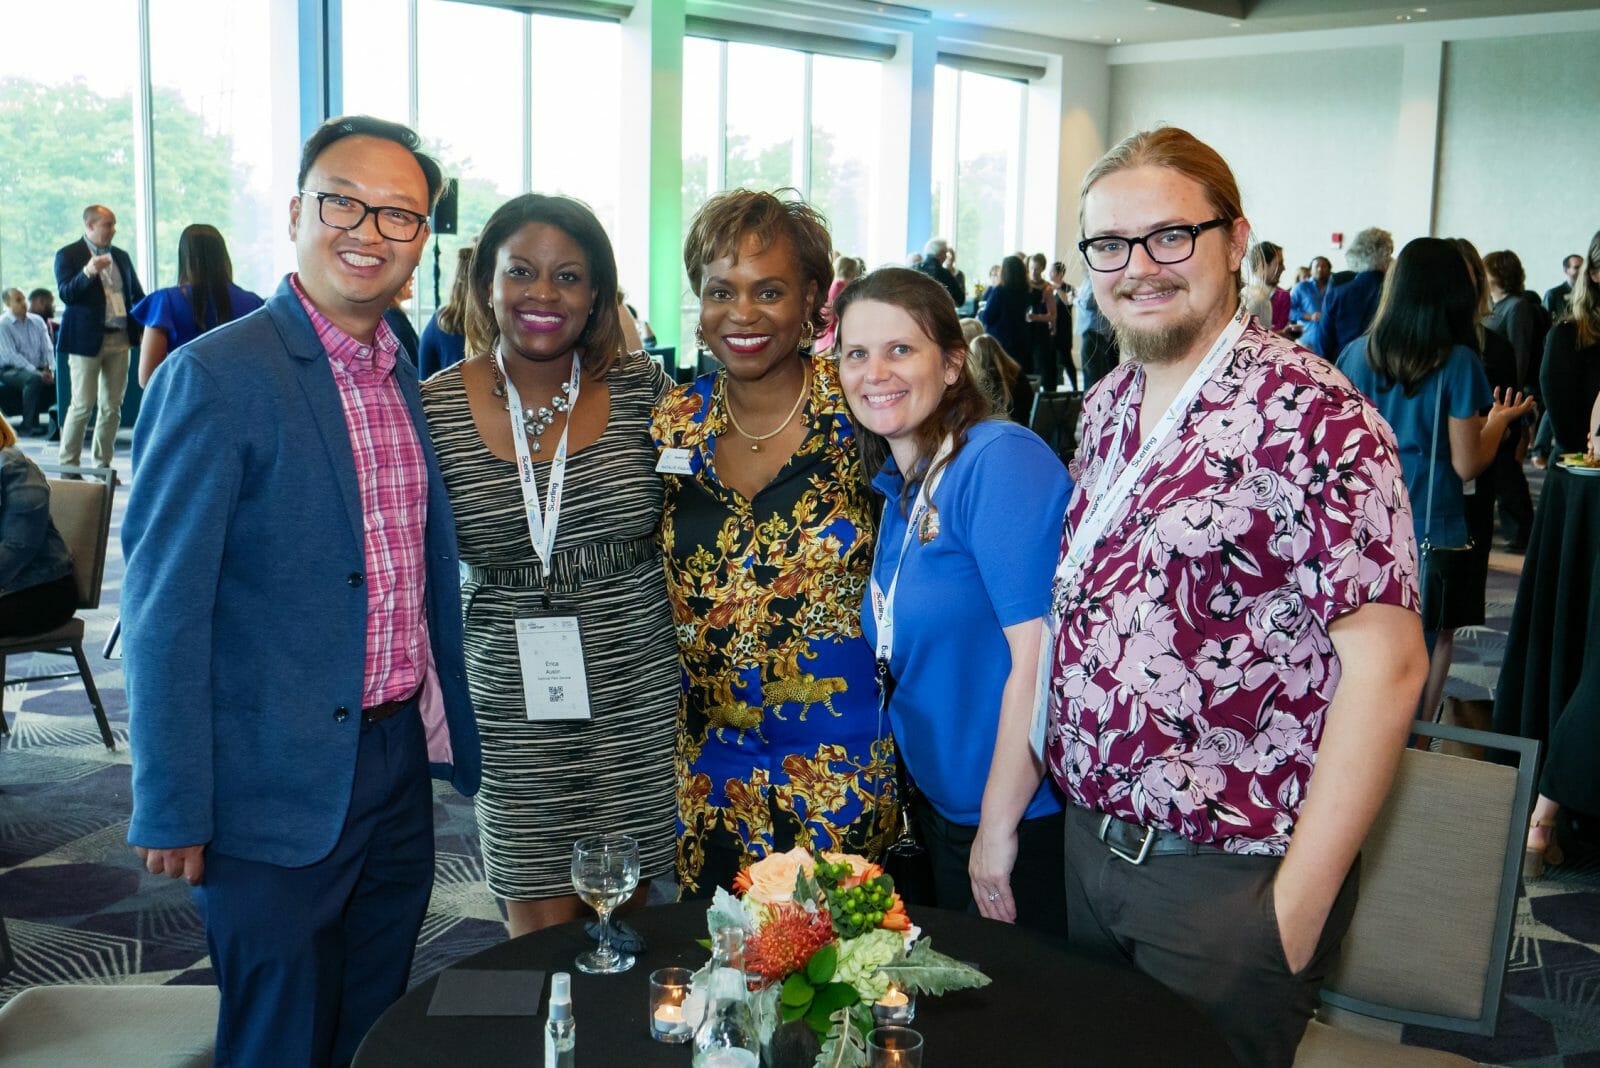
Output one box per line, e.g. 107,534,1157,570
1098,814,1157,865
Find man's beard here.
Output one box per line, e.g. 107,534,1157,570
1106,281,1208,366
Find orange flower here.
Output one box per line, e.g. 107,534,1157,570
820,852,882,890
881,892,911,931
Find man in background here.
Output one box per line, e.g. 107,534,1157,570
28,289,58,347
1289,255,1332,347
1544,253,1583,318
1318,227,1392,359
0,287,56,436
916,237,967,307
54,205,145,467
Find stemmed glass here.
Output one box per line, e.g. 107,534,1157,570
571,833,641,974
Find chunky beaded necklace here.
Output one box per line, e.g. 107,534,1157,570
490,353,574,452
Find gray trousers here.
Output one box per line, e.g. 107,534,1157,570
1064,805,1359,1068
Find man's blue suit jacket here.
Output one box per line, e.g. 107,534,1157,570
54,238,146,356
122,278,481,868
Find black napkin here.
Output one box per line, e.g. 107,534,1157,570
426,968,547,1017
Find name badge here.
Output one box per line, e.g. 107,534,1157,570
514,614,593,721
656,447,694,475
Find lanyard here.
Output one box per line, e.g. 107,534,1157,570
1055,310,1247,588
1029,311,1246,757
497,350,583,591
869,438,954,683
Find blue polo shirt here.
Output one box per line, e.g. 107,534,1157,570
862,420,1071,826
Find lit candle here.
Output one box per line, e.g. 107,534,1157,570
873,985,915,1025
653,1002,686,1034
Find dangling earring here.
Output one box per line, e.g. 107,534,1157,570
798,320,816,351
695,324,706,349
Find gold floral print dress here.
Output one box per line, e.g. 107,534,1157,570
651,357,897,896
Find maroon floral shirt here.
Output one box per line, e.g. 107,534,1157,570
1045,322,1420,854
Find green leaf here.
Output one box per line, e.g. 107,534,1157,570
781,1000,808,1023
695,938,712,951
795,864,822,904
803,981,858,1032
782,973,816,1009
876,938,992,996
805,942,838,986
812,1006,868,1068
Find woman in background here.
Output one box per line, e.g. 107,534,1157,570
1540,231,1600,455
0,418,76,637
1335,238,1532,740
968,334,1031,426
978,255,1036,378
1026,253,1058,388
132,224,263,387
817,255,864,354
654,190,895,897
419,244,474,378
422,194,678,935
837,267,1070,934
1242,241,1290,333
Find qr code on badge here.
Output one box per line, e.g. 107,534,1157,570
547,685,565,703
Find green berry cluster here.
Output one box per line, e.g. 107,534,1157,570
815,860,896,939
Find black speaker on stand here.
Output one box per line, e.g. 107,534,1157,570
430,178,459,308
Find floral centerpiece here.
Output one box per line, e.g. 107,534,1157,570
692,847,990,1067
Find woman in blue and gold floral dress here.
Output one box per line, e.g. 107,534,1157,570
653,190,896,898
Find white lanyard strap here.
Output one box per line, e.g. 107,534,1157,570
498,350,583,582
1056,312,1247,586
869,437,954,670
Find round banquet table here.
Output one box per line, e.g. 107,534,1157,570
354,901,1238,1066
1493,461,1600,815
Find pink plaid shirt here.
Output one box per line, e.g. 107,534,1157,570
292,276,429,707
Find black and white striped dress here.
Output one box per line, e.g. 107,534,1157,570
421,352,679,899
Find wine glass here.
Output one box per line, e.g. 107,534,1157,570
571,833,640,974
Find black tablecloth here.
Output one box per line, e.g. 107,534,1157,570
1493,463,1600,814
354,902,1237,1066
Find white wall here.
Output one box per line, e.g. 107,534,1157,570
1103,10,1600,289
1435,30,1600,292
1108,45,1404,274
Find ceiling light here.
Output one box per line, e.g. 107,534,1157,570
952,9,967,15
1230,21,1242,28
1115,36,1123,42
1414,6,1428,11
1395,13,1412,20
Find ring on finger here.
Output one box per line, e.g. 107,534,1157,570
986,890,1001,902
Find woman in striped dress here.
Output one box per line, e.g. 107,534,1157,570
421,194,678,936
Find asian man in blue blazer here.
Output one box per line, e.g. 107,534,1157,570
122,116,481,1068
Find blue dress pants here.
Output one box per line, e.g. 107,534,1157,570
194,701,434,1068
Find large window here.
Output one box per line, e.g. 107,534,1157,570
679,37,884,350
931,64,1027,292
0,0,139,298
343,2,624,327
415,0,524,317
149,0,292,297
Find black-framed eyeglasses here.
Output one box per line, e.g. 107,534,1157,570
1078,218,1230,273
299,190,429,242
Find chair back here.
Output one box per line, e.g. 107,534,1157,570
1319,719,1538,1036
1028,390,1083,463
44,474,116,610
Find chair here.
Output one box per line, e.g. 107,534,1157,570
0,985,218,1067
1028,389,1083,464
1294,719,1538,1066
0,465,117,748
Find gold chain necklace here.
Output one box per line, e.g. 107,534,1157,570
723,368,809,452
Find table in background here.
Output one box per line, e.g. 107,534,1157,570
355,902,1237,1066
1493,462,1600,815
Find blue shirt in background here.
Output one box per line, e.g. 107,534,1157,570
862,420,1072,826
1337,339,1492,548
419,311,467,379
131,283,265,351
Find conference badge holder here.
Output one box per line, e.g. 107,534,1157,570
514,612,593,722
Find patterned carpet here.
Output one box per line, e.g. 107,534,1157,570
2,434,1596,1066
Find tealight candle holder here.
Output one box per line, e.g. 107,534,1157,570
872,984,916,1026
649,967,694,1043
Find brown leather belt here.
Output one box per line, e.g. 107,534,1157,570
362,685,420,726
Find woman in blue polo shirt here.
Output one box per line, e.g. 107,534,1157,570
837,266,1072,935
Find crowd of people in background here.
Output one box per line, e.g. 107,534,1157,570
3,112,1597,1068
